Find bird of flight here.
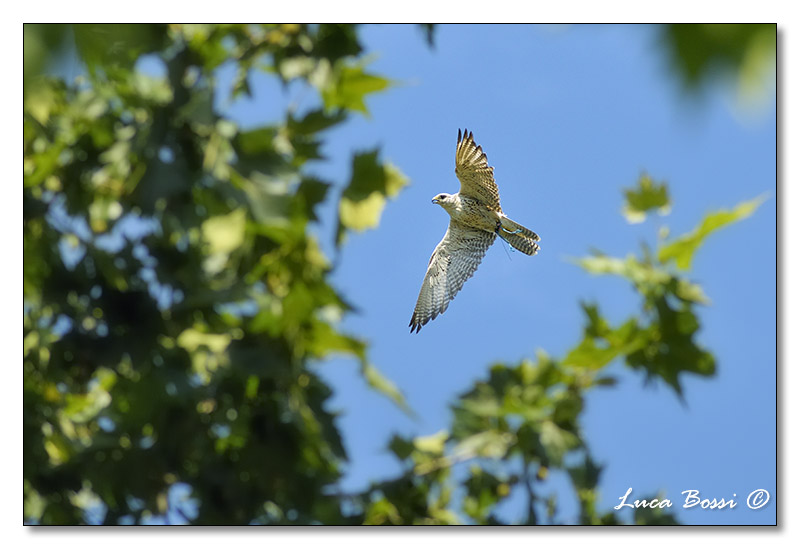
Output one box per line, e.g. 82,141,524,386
409,129,540,333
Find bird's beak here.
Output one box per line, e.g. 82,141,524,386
431,197,438,204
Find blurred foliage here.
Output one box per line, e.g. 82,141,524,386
24,23,412,525
24,24,768,525
622,173,671,224
660,24,776,104
418,24,437,48
337,150,408,246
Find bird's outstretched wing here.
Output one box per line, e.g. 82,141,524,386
455,128,501,211
409,220,496,333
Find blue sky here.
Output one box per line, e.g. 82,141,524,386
120,24,777,524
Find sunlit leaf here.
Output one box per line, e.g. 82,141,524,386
202,208,246,255
622,173,671,223
453,430,513,461
132,73,173,105
364,498,402,525
177,328,232,354
414,430,448,455
62,368,116,423
658,195,766,269
336,150,409,246
338,192,385,232
673,278,710,304
576,252,669,288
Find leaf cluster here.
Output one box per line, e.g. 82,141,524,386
24,23,412,525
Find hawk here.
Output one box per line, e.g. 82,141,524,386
409,129,540,333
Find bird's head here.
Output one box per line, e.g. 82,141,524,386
431,193,452,207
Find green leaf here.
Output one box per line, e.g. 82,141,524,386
576,253,670,289
622,173,671,223
388,435,415,460
294,177,331,222
313,24,362,62
62,368,117,423
202,208,246,255
462,465,511,524
413,430,449,455
565,306,647,371
132,72,173,105
336,149,409,246
338,193,385,232
278,56,317,81
307,322,366,359
673,278,710,305
73,24,166,73
539,420,580,464
232,171,292,228
361,362,412,416
658,195,766,269
661,23,776,102
581,302,610,338
321,61,391,115
233,126,290,177
201,208,247,275
453,430,514,461
287,108,347,135
568,453,605,524
364,498,402,525
626,297,716,396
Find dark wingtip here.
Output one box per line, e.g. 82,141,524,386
410,314,420,334
457,128,462,143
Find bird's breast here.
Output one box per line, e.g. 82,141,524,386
449,196,500,233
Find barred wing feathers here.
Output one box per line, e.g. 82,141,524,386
455,128,501,211
409,220,496,333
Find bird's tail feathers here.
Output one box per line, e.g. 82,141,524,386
498,217,540,256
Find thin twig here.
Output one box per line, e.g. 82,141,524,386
522,457,537,525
